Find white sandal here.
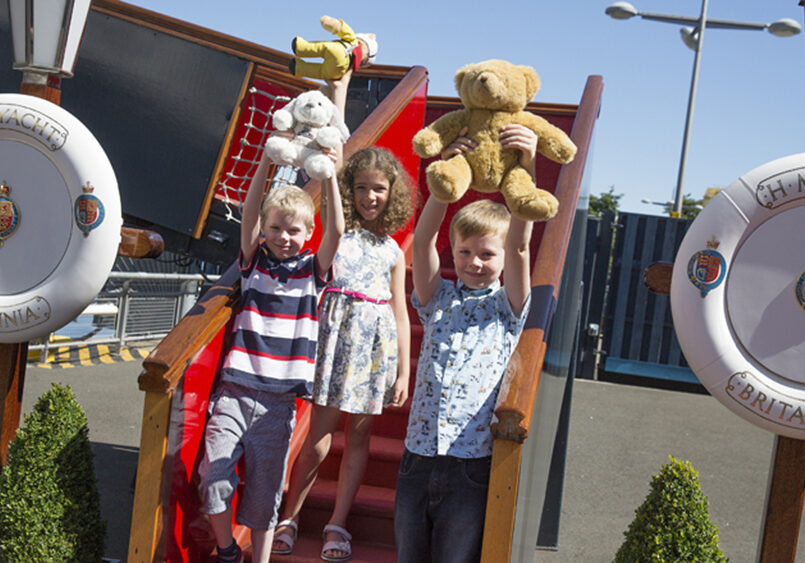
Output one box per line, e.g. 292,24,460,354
321,524,352,562
272,519,298,555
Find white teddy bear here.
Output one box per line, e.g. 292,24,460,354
264,89,350,180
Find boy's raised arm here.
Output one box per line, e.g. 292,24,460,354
412,129,476,307
240,153,271,266
412,195,447,307
500,124,539,316
504,216,532,317
316,149,345,272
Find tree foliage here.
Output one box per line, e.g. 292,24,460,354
0,384,106,562
589,186,623,217
614,456,727,563
666,194,703,220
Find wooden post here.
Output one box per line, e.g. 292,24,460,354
127,390,172,563
481,439,524,563
19,77,62,106
757,435,805,562
0,343,27,465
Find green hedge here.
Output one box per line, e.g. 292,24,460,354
614,456,727,562
0,383,106,562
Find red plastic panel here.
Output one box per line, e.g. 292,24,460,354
162,79,428,562
372,82,428,248
164,328,225,561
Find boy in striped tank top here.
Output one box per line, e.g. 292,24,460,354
198,145,344,563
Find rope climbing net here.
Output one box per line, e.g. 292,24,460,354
214,85,303,223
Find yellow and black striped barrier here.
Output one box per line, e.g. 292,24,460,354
28,343,151,369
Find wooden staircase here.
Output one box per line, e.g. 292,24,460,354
123,17,603,557
271,432,403,562
271,274,424,562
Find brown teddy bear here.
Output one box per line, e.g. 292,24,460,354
412,59,577,221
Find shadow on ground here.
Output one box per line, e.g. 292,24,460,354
92,442,138,561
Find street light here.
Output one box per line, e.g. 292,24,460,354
606,1,801,217
641,198,702,214
8,0,92,102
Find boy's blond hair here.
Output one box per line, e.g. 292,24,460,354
261,184,315,230
449,199,510,246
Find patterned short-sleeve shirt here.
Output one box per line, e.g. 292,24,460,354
405,278,530,458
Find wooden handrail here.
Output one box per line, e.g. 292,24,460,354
137,65,429,395
138,262,240,393
493,74,604,442
480,75,603,563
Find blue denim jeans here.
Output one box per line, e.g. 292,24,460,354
394,449,491,563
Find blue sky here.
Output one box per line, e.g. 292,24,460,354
126,1,805,214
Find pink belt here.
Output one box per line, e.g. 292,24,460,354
322,287,389,304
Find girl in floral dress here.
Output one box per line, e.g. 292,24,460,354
273,147,413,562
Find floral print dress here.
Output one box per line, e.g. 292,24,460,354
313,229,400,414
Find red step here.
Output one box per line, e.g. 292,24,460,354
372,406,411,441
271,534,397,563
296,478,396,546
318,432,404,488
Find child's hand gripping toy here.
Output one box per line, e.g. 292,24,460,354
289,15,377,81
412,59,577,222
264,89,350,180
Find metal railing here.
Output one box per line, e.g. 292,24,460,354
28,272,220,363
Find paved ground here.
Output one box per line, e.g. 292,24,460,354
536,378,805,563
19,361,805,562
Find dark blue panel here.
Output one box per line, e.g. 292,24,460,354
526,284,557,337
0,4,250,238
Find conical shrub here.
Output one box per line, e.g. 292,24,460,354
0,383,106,562
614,456,727,562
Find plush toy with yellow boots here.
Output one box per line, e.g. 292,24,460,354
289,16,377,80
412,59,577,222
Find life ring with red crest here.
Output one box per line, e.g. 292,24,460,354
671,153,805,439
0,93,121,343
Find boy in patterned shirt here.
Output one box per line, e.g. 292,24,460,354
198,145,344,563
395,125,544,562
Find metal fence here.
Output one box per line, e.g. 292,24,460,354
29,272,220,362
579,211,699,385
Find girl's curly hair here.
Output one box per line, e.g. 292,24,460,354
331,147,414,235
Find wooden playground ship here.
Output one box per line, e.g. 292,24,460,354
1,1,602,560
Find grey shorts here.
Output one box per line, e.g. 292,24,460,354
198,381,296,530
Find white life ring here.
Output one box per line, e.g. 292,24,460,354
0,93,121,343
671,153,805,439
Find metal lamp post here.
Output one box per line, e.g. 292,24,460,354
605,1,801,217
641,197,702,217
8,0,92,103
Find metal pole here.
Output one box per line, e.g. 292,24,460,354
674,0,709,217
